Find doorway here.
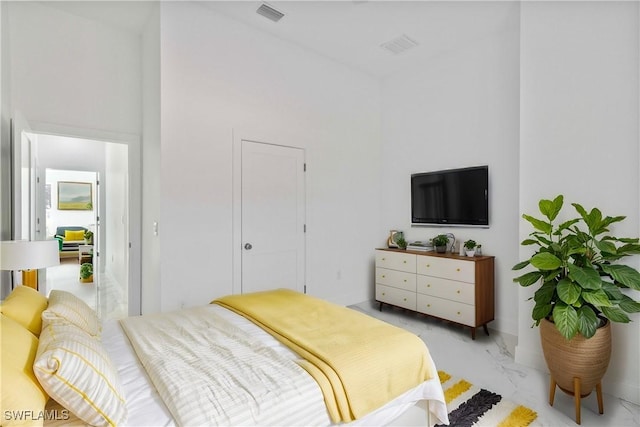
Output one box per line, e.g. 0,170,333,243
234,139,306,295
16,130,133,319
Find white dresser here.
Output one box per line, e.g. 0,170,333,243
375,248,494,339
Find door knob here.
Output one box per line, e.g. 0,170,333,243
244,243,253,250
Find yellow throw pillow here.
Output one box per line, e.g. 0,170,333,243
0,286,48,336
63,230,85,241
41,290,101,337
0,314,49,427
34,322,127,427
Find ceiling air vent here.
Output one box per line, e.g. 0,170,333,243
380,34,419,55
256,3,285,22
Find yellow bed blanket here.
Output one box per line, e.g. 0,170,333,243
213,289,435,423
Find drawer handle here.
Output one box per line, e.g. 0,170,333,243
382,257,386,261
457,290,461,294
427,284,431,287
456,268,461,272
382,292,386,296
382,275,386,278
427,304,431,308
457,311,461,315
426,264,430,268
403,298,407,301
403,260,407,264
403,279,407,282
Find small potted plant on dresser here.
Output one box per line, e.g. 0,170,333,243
513,195,640,424
432,234,449,253
395,235,407,250
464,240,477,257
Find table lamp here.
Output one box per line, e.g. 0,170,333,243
0,240,60,290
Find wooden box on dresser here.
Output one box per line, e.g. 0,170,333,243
375,248,495,339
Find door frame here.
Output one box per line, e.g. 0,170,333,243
232,131,306,295
23,121,142,316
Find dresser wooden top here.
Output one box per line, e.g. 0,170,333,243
376,247,494,261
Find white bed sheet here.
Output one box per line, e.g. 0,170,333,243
54,305,447,426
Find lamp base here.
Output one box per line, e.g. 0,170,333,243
22,269,38,290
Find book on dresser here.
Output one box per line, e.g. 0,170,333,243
374,248,495,339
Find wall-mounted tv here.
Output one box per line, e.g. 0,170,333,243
411,165,489,227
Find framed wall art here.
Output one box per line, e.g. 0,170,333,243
58,181,93,211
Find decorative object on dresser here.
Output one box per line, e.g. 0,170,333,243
407,241,432,251
513,195,640,424
387,230,403,248
464,240,477,257
375,248,495,339
431,234,449,253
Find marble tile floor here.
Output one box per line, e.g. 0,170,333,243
350,300,639,427
44,258,127,320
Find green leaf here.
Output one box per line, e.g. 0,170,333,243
601,264,640,290
532,302,552,321
557,218,580,233
520,239,538,246
523,214,552,234
595,239,617,255
553,304,578,340
539,196,563,222
619,295,640,313
534,281,556,305
572,203,588,222
581,290,613,307
557,279,581,305
601,281,624,300
531,252,562,270
512,260,530,271
567,264,602,290
514,271,543,287
601,306,631,323
576,306,598,338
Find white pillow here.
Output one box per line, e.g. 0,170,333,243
33,322,127,426
42,290,101,337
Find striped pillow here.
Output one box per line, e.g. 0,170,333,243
33,322,127,427
42,290,101,337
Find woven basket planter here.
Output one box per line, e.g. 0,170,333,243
540,318,611,397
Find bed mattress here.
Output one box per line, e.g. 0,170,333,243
45,305,447,426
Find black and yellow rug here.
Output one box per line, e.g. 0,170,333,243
436,371,539,427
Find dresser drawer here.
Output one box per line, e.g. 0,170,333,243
416,256,475,283
417,294,475,326
375,250,416,273
376,268,416,292
376,284,417,311
416,275,474,305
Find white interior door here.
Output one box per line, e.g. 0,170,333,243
241,140,305,294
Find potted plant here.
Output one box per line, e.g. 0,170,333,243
396,236,407,250
464,239,477,257
432,234,449,253
513,195,640,423
84,230,94,245
79,262,93,283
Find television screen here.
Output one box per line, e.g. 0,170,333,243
411,166,489,227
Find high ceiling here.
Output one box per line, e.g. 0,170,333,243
42,1,520,79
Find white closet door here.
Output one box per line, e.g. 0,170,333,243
240,140,305,294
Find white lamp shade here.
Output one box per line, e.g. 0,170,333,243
0,240,60,271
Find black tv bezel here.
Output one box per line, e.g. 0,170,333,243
410,165,489,228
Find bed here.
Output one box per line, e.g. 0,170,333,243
1,286,448,427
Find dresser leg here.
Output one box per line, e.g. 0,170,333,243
379,301,383,312
471,328,476,340
483,324,490,336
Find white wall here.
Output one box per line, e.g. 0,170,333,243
141,5,161,314
158,2,381,311
518,1,640,404
7,2,141,135
105,143,129,300
380,7,521,335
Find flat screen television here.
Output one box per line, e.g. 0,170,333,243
411,165,489,227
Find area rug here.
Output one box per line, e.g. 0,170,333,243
436,371,539,427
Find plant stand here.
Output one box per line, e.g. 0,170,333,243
548,376,604,425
